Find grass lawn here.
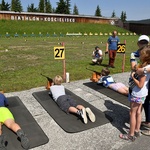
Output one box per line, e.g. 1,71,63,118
0,35,139,92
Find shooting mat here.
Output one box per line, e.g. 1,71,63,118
83,82,130,107
32,89,111,133
3,96,49,150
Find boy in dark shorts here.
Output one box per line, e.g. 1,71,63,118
50,75,96,124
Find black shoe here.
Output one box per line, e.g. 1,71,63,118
17,129,30,149
111,66,115,68
20,134,30,149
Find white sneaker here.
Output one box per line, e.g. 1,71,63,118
86,107,96,122
80,108,88,124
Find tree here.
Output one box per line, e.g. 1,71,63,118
120,11,127,22
65,0,70,14
0,0,10,10
45,0,52,13
27,3,38,12
95,5,102,17
73,4,79,15
123,11,127,21
38,0,44,13
11,0,22,12
55,0,71,14
111,10,116,18
38,0,52,13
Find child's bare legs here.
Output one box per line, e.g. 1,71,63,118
68,105,87,124
4,119,30,149
76,105,85,110
68,105,84,113
4,119,21,133
130,102,140,136
117,87,129,95
135,103,142,132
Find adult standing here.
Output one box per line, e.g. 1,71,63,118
105,30,120,68
130,35,150,136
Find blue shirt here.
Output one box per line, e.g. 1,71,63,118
107,36,120,50
0,93,8,107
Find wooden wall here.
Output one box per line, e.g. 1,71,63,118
0,11,118,25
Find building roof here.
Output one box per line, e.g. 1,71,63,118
126,19,150,24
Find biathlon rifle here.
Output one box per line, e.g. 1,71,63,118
41,74,53,82
86,67,101,75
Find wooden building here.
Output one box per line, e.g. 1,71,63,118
124,19,150,35
0,11,120,25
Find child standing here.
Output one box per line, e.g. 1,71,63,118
119,45,150,141
50,75,96,124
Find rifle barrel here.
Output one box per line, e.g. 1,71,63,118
86,67,101,74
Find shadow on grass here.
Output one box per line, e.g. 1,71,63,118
88,63,108,67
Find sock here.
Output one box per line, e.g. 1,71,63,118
77,110,81,115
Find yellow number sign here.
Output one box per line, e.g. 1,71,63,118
117,44,126,53
54,46,65,59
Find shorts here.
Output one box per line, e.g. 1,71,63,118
109,82,126,91
92,57,103,64
56,95,77,113
0,107,14,123
129,95,146,104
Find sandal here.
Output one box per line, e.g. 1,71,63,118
119,134,136,142
141,130,150,136
125,129,141,137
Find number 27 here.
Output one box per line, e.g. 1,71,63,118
55,48,64,57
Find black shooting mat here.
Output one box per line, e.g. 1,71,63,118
83,82,130,107
32,89,111,133
2,96,49,150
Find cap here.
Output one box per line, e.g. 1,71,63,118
138,35,149,42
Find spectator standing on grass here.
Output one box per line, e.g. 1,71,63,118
0,93,30,150
105,30,120,68
92,46,103,65
120,45,150,141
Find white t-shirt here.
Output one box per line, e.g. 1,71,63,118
50,85,65,101
132,65,150,97
92,49,102,58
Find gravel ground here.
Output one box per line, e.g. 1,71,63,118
4,72,150,150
